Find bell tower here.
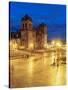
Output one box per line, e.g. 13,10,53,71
21,15,32,30
36,23,47,49
20,15,34,49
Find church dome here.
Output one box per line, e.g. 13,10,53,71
39,23,47,27
21,15,32,21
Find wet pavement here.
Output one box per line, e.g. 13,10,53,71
10,50,66,88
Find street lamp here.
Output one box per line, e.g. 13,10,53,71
51,39,62,48
10,40,18,50
13,43,18,49
29,43,34,49
56,40,62,48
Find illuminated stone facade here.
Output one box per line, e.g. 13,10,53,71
20,15,47,49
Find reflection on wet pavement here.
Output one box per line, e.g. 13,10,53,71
10,51,66,88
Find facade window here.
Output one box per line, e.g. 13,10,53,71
23,24,24,29
25,23,27,30
29,23,32,29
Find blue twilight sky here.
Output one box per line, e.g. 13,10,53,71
9,2,66,40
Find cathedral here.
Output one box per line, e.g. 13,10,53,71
10,15,48,50
20,15,47,49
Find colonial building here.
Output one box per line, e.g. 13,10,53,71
20,15,47,49
20,15,36,49
36,23,47,49
10,15,47,50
